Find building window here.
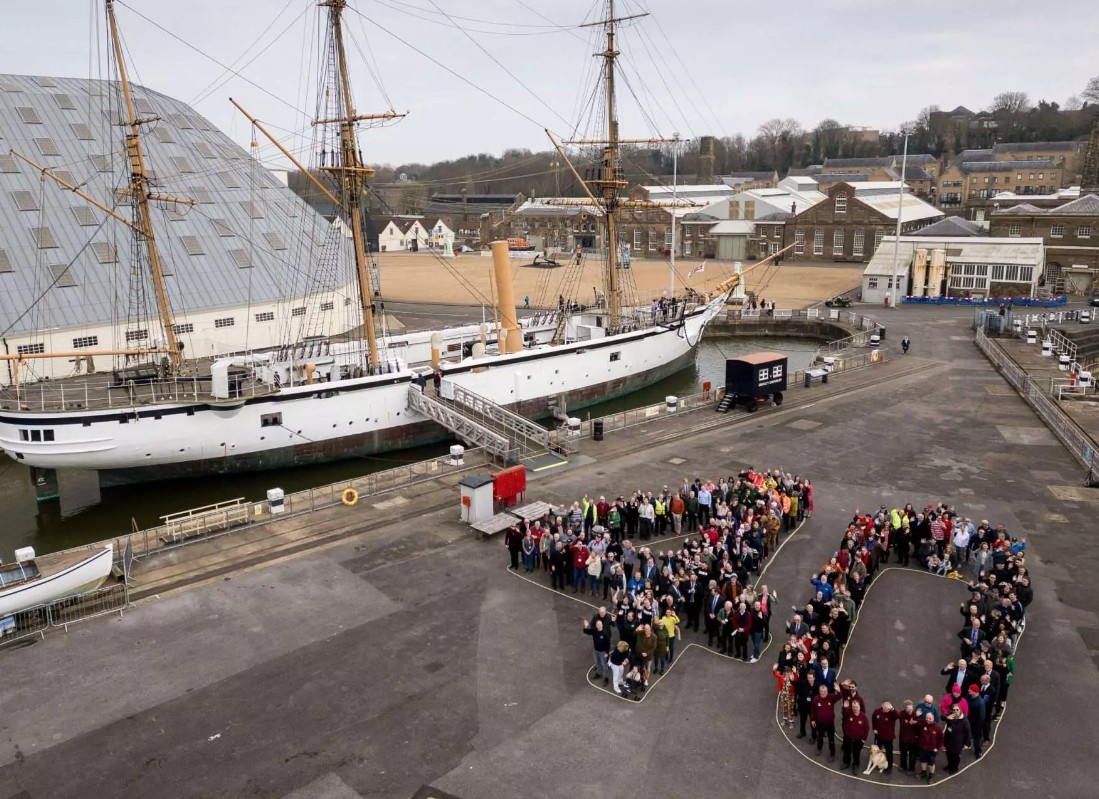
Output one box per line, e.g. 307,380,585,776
867,277,879,290
833,229,844,254
260,412,282,428
172,322,195,335
214,317,235,328
794,229,805,255
291,306,306,317
1050,224,1065,238
633,229,641,249
647,233,656,252
73,335,99,349
320,301,335,312
1008,224,1022,237
745,200,756,219
853,229,865,257
609,351,621,362
125,329,148,342
255,311,275,322
813,230,824,256
874,230,883,250
1079,226,1093,239
17,342,45,355
835,193,847,214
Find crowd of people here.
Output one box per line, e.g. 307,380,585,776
503,469,813,697
773,502,1029,782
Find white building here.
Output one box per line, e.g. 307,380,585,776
862,236,1045,304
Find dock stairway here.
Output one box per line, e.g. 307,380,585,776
716,394,735,413
407,381,566,469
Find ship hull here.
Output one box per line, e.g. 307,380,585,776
91,345,695,486
0,303,720,486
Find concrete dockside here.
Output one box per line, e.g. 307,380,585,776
1,304,1097,799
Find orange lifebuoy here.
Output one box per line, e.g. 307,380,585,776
341,488,359,507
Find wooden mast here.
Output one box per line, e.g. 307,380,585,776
321,0,402,372
598,0,624,331
105,0,183,372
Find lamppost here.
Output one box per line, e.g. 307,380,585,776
889,130,910,307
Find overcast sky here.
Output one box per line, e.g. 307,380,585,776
3,0,1097,168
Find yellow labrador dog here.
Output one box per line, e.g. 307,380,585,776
863,744,889,774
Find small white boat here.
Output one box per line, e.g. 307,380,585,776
0,544,114,618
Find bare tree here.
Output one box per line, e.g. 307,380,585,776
1065,95,1083,111
1084,76,1099,104
989,91,1032,115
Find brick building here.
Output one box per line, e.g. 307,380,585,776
784,182,942,263
989,194,1099,292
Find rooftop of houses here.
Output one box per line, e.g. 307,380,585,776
864,235,1044,276
991,193,1099,216
957,159,1058,173
907,216,981,237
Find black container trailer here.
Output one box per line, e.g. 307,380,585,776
721,351,788,413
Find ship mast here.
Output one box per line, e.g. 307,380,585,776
106,0,183,371
319,0,402,372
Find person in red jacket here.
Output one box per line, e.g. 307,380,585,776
841,699,870,773
897,700,921,773
871,700,899,774
916,711,945,783
810,684,841,761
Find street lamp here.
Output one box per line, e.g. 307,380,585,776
889,130,910,308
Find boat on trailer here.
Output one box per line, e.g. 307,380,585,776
0,544,114,618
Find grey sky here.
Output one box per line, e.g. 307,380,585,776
3,0,1097,167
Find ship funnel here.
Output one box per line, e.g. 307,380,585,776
491,241,522,354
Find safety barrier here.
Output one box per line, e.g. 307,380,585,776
904,295,1068,307
44,448,493,569
976,327,1099,477
0,583,127,649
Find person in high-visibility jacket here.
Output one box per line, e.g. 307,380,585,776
654,497,667,536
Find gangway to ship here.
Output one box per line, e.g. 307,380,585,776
407,380,567,469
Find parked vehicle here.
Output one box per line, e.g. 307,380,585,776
825,295,852,308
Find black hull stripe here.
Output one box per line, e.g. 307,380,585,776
0,311,705,427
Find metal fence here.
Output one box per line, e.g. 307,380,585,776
45,447,493,568
976,327,1099,476
0,583,128,649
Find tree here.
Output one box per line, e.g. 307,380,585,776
1084,76,1099,104
1065,95,1083,111
989,91,1032,116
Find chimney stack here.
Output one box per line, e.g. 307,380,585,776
698,135,716,184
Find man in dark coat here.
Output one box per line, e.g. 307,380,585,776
965,684,986,759
795,670,819,740
504,525,524,570
942,705,972,775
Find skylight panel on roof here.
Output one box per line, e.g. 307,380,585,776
17,106,42,124
219,171,242,189
52,170,76,186
34,76,58,88
171,156,194,174
240,200,264,219
229,249,253,268
34,138,60,156
72,206,97,226
0,155,20,173
49,263,76,287
211,218,234,237
92,242,118,263
265,232,286,251
0,79,21,92
31,227,58,249
190,185,213,204
70,122,95,140
195,142,216,159
154,126,174,144
180,235,204,256
11,190,38,211
0,250,14,272
135,98,153,115
53,93,76,110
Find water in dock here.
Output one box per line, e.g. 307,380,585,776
0,337,818,555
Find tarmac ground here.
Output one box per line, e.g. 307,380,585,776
2,303,1098,799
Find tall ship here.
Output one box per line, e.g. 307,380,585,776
0,0,748,488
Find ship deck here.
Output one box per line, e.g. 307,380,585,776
0,359,273,414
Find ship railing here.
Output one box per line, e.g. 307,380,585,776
0,372,274,413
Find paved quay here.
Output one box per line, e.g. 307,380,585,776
2,304,1098,799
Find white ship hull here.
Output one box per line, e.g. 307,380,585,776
0,545,114,617
0,301,722,483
